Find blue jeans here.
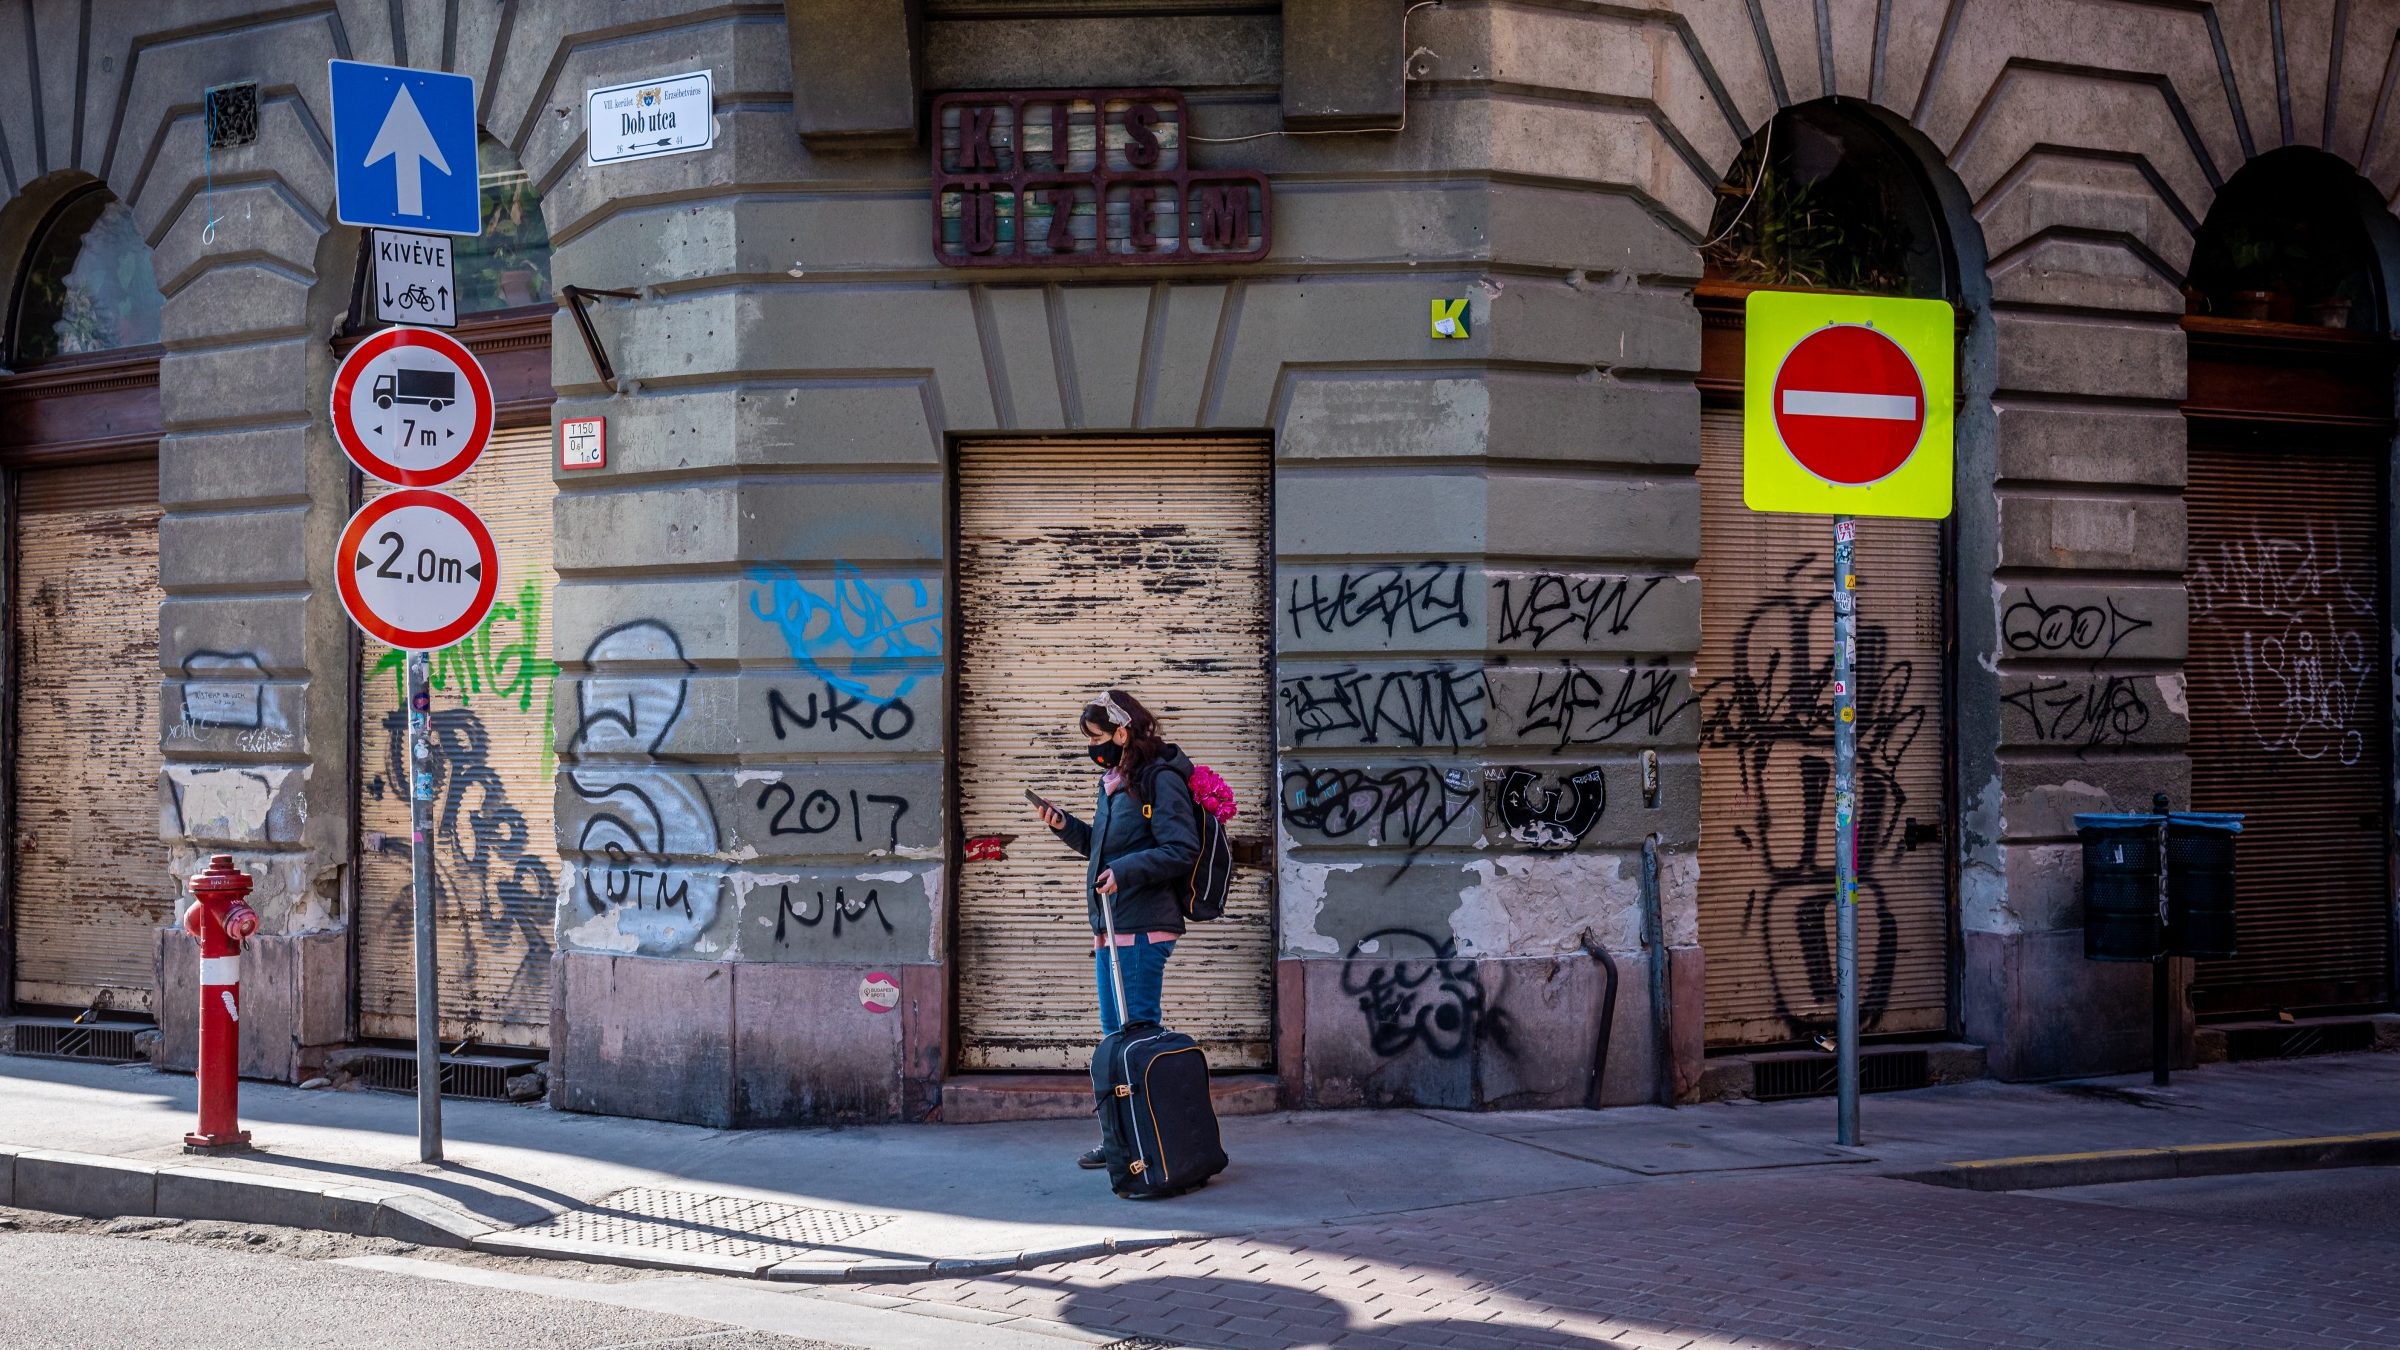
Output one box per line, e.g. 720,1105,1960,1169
1095,934,1174,1035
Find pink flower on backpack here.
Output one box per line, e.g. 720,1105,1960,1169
1188,764,1238,821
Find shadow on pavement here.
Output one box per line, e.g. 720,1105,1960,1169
1051,1274,1625,1349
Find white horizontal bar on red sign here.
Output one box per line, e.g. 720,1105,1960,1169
1781,390,1917,419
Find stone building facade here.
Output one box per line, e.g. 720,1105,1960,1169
0,1,2393,1127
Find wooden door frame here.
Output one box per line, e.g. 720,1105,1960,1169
2183,314,2399,1016
0,346,165,1017
1693,280,1966,1045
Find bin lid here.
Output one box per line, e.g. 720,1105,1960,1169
2073,813,2164,831
2167,811,2244,833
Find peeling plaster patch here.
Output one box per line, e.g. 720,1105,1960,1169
860,870,914,884
1279,859,1362,956
1983,579,2008,673
2155,671,2188,719
1658,847,1699,948
733,769,783,787
1452,853,1643,958
165,765,293,842
1960,775,2011,934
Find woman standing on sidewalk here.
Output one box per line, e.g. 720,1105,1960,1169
1030,689,1201,1171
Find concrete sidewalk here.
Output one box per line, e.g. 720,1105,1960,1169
1,1051,2393,1279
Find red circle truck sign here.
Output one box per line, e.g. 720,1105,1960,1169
1770,324,1926,485
331,326,494,487
337,490,500,651
1742,291,1955,521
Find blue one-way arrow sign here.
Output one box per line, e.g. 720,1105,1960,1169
328,60,481,236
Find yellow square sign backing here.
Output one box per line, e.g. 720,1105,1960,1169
1743,290,1954,520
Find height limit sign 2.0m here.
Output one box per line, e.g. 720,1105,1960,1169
1742,289,1954,1151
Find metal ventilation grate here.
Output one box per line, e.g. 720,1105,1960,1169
2224,1021,2376,1062
347,1049,517,1102
1753,1048,1931,1102
508,1187,898,1261
7,1021,144,1063
204,81,259,150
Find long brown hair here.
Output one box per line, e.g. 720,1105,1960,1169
1082,689,1169,803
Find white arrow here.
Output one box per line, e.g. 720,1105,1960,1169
363,84,450,217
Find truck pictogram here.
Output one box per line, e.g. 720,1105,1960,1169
373,366,456,412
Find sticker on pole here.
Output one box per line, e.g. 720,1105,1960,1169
1743,290,1954,519
331,326,494,487
337,490,501,651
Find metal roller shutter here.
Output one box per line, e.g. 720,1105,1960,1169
2187,438,2390,1015
11,459,166,1011
1695,407,1950,1045
355,425,560,1047
955,438,1274,1071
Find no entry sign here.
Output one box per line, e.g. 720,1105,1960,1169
1743,291,1954,519
332,326,494,488
337,489,501,650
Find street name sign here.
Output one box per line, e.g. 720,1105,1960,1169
337,489,501,651
331,326,494,487
329,59,481,235
586,71,714,166
1742,290,1953,519
371,229,457,328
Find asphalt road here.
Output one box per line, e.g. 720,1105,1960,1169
0,1220,864,1350
2031,1164,2400,1239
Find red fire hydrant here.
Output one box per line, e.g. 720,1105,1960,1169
181,855,258,1152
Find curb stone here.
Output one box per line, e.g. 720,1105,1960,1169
1896,1130,2400,1192
0,1145,1197,1281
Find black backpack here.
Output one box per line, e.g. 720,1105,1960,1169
1145,766,1233,923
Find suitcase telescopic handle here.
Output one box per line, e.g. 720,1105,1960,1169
1100,885,1130,1027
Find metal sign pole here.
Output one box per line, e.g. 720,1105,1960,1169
406,649,443,1162
1833,515,1861,1147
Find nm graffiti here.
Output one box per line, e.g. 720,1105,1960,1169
772,885,897,943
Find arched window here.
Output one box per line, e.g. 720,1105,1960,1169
1701,104,1951,299
2185,148,2385,330
9,187,162,363
452,135,553,313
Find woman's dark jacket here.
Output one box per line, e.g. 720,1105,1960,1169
1050,746,1200,937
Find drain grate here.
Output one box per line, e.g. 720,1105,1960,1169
7,1021,144,1063
2224,1021,2376,1062
1753,1049,1931,1102
347,1049,517,1102
510,1187,898,1261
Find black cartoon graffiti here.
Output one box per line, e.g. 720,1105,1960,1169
1488,766,1606,851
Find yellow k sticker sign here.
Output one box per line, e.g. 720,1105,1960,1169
1431,298,1469,339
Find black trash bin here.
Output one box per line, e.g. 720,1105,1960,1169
2166,811,2242,958
2076,812,2162,961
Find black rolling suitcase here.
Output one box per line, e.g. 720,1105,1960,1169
1091,895,1227,1200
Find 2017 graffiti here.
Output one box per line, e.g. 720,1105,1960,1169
1340,928,1509,1061
1286,563,1470,640
766,683,917,742
772,884,896,943
2001,591,2152,661
1279,763,1478,873
1488,766,1606,851
1699,582,1921,1037
747,563,942,705
1492,573,1662,647
1279,664,1486,747
753,782,912,854
1505,660,1693,749
1999,675,2151,752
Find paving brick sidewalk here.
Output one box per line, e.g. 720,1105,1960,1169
875,1169,2400,1349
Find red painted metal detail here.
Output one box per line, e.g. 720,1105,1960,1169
964,834,1016,862
931,88,1271,268
181,854,258,1151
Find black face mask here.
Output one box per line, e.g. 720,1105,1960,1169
1090,740,1125,770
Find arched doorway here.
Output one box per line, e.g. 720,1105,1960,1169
0,182,168,1028
349,133,561,1053
2181,149,2396,1019
1692,104,1962,1052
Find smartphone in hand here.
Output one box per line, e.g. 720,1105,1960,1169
1023,787,1056,814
